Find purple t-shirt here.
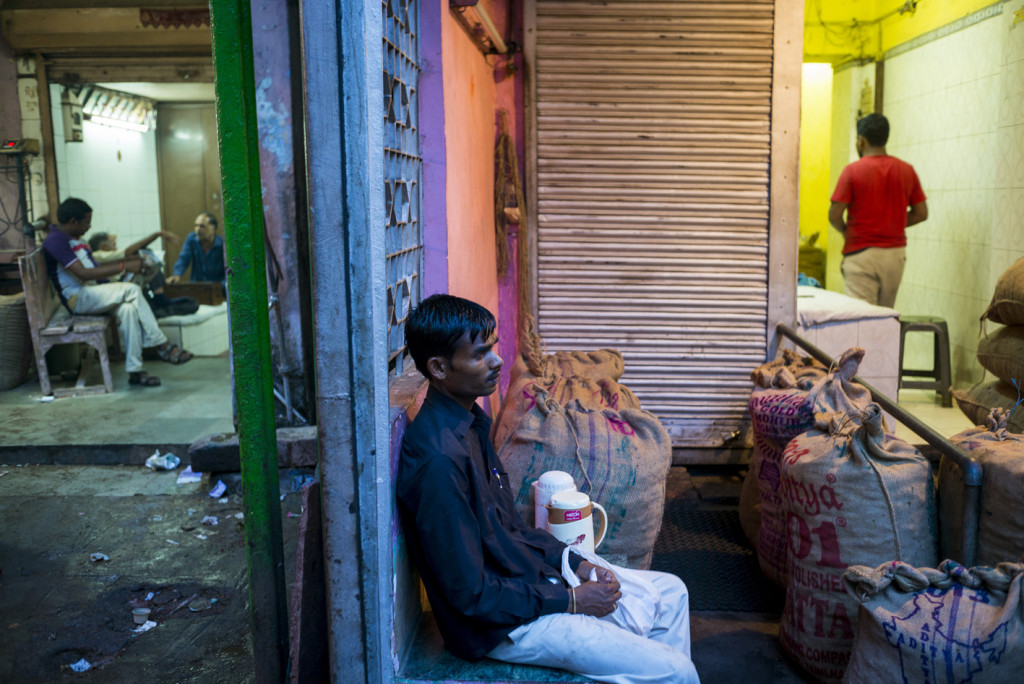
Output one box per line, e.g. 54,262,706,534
42,226,101,309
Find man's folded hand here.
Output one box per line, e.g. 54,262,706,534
573,578,622,618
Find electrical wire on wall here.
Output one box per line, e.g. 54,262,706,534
0,154,33,246
809,0,862,49
806,0,925,62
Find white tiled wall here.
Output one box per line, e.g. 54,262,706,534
49,85,163,253
883,10,1024,386
992,10,1024,295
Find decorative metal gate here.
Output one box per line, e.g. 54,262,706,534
383,0,422,375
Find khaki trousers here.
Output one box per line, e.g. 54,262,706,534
841,247,906,308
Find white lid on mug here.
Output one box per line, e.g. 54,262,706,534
549,489,590,509
536,470,575,493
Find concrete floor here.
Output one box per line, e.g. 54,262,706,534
892,388,975,442
0,464,305,683
0,356,235,464
2,462,800,684
0,355,973,682
671,467,810,684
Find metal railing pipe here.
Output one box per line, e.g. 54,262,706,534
777,323,981,566
209,1,289,680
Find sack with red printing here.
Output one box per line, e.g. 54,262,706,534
749,348,873,587
740,349,830,546
492,374,642,454
778,404,938,683
493,318,634,452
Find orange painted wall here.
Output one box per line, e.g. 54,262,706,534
440,1,500,318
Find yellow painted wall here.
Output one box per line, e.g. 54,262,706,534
799,63,834,249
804,0,998,63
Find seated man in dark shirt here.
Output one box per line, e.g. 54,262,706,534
397,294,699,684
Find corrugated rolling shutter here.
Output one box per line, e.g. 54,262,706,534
530,0,775,447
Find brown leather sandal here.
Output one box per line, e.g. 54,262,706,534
156,344,194,365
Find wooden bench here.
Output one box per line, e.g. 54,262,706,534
17,248,117,397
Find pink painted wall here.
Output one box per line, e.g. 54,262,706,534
440,1,500,320
419,0,523,396
491,4,525,394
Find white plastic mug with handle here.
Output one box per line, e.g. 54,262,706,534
546,489,607,554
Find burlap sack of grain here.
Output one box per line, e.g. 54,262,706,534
750,347,830,391
498,388,672,569
977,325,1024,386
940,409,1024,566
508,315,626,386
982,257,1024,326
493,319,632,451
740,350,831,545
842,560,1024,684
953,382,1024,434
0,293,32,391
748,348,874,587
493,374,642,454
531,349,625,383
778,404,938,683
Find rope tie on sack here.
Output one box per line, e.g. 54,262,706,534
855,405,905,561
865,458,904,560
985,406,1017,441
808,347,864,401
521,313,547,378
561,402,594,495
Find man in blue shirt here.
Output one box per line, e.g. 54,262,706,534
167,212,226,285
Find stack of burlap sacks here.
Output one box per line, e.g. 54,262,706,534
493,327,672,570
850,408,1024,684
954,257,1024,432
742,347,1024,683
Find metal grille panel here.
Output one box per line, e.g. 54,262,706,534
533,0,774,446
384,0,422,375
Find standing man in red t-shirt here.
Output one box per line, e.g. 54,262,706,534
828,113,928,308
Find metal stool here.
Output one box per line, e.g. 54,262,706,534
898,315,952,407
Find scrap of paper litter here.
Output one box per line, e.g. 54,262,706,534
177,466,202,485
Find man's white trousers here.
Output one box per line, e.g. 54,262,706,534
488,568,700,684
73,282,167,373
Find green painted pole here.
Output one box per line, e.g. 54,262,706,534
208,1,289,681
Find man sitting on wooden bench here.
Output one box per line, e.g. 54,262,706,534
42,197,194,387
397,295,700,684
